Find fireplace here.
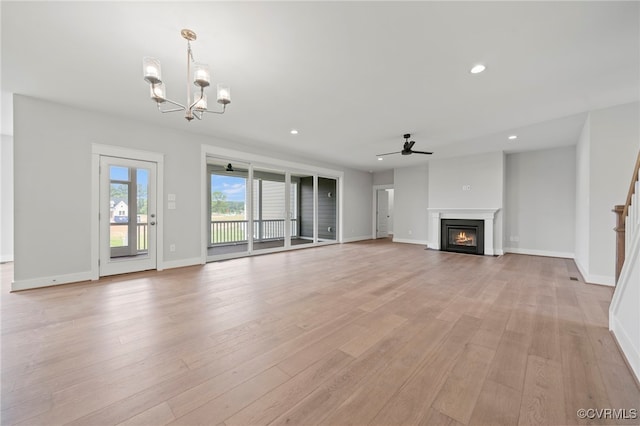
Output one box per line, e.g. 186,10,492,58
440,219,484,255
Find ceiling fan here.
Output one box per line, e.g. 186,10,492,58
377,134,433,157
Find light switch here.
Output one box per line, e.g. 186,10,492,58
168,194,176,201
168,202,176,210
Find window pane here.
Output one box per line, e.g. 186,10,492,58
110,182,129,248
110,166,129,181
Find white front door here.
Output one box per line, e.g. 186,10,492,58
376,189,389,238
100,156,157,276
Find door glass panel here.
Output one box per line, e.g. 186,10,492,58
136,168,149,253
110,182,129,248
293,174,315,246
208,160,249,257
109,165,149,259
253,169,286,252
317,177,337,242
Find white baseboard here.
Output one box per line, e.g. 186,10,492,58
611,316,640,384
503,247,575,259
392,238,429,245
571,255,614,286
162,257,203,270
585,274,614,287
1,254,14,263
11,271,93,291
494,249,504,256
343,235,373,243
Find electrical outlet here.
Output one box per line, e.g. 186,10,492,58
169,244,176,252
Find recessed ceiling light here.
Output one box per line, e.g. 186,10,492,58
290,129,298,135
470,64,486,74
377,157,383,161
508,135,518,140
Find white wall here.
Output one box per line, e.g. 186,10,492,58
575,117,591,276
505,146,576,258
588,102,640,283
393,165,429,244
428,152,504,253
1,134,14,262
12,95,372,287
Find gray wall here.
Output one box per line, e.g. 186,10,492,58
12,95,372,286
372,169,393,185
1,134,13,262
505,146,576,256
576,102,640,285
575,118,591,272
342,169,373,241
393,165,429,243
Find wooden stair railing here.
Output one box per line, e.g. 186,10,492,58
614,150,640,283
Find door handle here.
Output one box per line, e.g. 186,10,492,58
150,221,156,226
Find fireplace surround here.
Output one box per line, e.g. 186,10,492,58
427,208,500,256
441,219,485,255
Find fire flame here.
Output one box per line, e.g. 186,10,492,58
455,231,474,244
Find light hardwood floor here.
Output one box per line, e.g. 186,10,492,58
1,239,638,425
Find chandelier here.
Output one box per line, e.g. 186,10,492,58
143,29,230,121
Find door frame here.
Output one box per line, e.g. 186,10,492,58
91,144,165,280
372,184,393,240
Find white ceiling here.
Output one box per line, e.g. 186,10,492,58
2,1,638,171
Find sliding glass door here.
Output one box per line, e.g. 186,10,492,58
317,177,338,243
206,157,339,261
207,160,249,257
253,168,286,252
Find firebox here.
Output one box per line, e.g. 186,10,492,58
440,219,485,255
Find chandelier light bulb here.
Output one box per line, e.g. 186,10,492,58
149,83,166,103
217,84,231,105
194,93,207,111
143,57,162,84
193,63,211,87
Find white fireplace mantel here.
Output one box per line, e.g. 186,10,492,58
427,208,500,255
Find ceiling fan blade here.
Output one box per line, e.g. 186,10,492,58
411,150,433,155
376,151,402,156
408,141,416,150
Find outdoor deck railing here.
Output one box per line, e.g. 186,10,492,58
210,219,298,245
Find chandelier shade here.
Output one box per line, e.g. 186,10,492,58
142,29,230,121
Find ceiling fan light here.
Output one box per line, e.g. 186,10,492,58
143,57,162,84
193,63,211,88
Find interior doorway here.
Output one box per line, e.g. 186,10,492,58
372,185,394,239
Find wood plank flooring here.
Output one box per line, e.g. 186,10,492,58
1,239,638,425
